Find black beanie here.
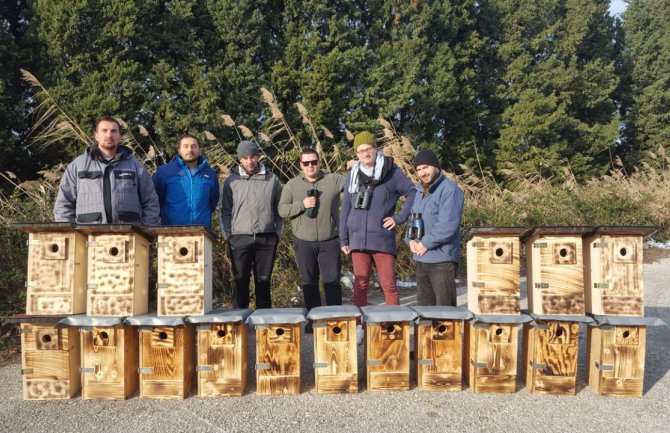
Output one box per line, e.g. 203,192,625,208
413,149,440,169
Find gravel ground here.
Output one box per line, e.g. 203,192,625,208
1,254,668,433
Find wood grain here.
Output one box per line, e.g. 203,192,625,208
524,321,579,395
256,324,301,395
466,322,518,393
588,325,646,396
21,323,80,400
415,320,464,391
366,322,411,392
81,325,138,400
313,319,358,393
197,322,248,397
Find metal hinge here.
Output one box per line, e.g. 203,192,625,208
594,283,610,289
312,322,326,329
531,322,549,330
255,363,270,370
80,367,95,374
156,242,169,248
86,241,98,247
87,284,98,290
418,359,434,366
21,368,34,375
471,360,488,369
196,365,213,372
366,360,382,366
138,367,154,374
534,242,548,248
535,282,549,289
595,362,614,371
593,243,608,248
25,281,38,288
313,362,329,369
530,361,547,369
27,240,40,246
472,241,486,248
472,282,485,288
156,283,170,289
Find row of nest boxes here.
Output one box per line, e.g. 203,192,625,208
16,223,215,317
14,306,665,400
465,226,656,317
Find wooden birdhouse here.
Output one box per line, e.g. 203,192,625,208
65,316,139,400
465,315,529,393
465,227,527,315
306,305,361,394
16,223,87,315
246,308,306,395
586,316,662,397
523,315,592,395
126,315,195,399
360,306,418,392
78,225,151,317
147,226,214,316
187,309,252,397
523,227,593,315
583,226,654,316
17,317,80,400
412,306,473,392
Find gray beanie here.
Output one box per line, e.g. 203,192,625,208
237,140,260,159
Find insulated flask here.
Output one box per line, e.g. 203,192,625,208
407,212,424,240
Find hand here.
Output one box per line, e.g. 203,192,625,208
346,159,356,170
382,217,396,230
409,240,417,254
341,245,351,255
414,241,428,257
303,196,317,209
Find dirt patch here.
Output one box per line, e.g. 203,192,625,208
0,345,20,368
644,247,670,264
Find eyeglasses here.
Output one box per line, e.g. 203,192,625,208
301,159,319,167
356,147,375,155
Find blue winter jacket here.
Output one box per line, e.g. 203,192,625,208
340,160,416,256
409,173,464,263
152,155,220,228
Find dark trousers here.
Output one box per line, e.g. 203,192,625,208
416,261,457,306
228,233,278,309
293,237,342,311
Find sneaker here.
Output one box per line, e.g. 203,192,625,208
305,322,313,334
356,324,364,345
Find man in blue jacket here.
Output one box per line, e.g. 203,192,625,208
153,134,220,229
408,149,464,306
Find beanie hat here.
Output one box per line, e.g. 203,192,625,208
413,149,440,169
237,140,259,159
353,131,375,148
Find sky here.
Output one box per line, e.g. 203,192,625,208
609,0,628,16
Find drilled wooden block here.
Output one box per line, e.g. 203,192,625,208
196,322,248,397
21,323,80,400
313,318,358,394
255,324,301,395
366,322,411,392
416,320,464,391
80,325,138,400
465,322,519,393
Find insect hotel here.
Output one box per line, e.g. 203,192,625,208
186,309,252,397
465,314,530,393
125,315,195,399
523,314,593,395
246,308,306,395
523,226,593,316
16,223,87,315
583,226,654,316
412,306,473,392
465,227,527,315
360,306,418,392
16,316,81,400
306,305,361,394
147,226,214,316
77,224,151,317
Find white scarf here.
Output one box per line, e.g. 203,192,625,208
348,151,385,193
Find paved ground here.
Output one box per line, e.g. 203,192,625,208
1,253,668,433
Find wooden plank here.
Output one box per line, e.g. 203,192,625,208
467,322,518,393
525,321,579,395
197,322,248,397
21,323,80,400
366,322,410,392
416,321,464,391
313,319,358,394
256,324,301,395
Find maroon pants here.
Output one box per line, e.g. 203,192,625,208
351,250,400,307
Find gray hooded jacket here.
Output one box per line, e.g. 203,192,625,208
53,144,160,225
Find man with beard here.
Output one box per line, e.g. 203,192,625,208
152,134,220,229
220,140,282,309
54,116,160,225
408,149,464,306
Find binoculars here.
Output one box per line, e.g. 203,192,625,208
306,188,319,218
406,212,424,240
354,189,372,210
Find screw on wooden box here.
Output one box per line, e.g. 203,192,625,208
306,305,361,394
464,227,527,315
411,306,473,392
246,308,306,395
464,314,531,393
76,224,151,317
186,309,252,397
146,226,215,316
15,223,88,315
360,306,418,392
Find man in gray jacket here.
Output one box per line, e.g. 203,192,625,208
278,148,345,332
53,116,160,225
220,140,282,309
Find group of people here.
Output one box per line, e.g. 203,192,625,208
53,116,464,341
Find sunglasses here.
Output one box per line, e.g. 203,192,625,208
301,159,319,166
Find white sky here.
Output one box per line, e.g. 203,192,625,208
609,0,628,16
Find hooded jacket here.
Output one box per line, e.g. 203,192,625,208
53,144,160,225
152,155,219,228
340,155,416,255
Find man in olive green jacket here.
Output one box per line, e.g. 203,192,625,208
278,148,345,332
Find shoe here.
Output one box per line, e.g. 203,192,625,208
356,324,364,345
305,322,313,334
